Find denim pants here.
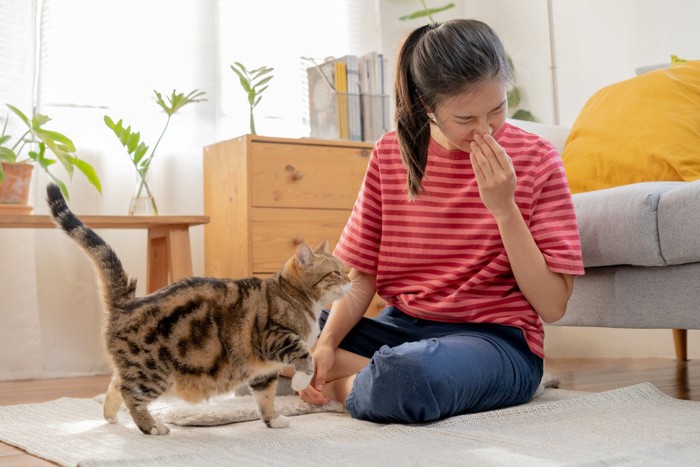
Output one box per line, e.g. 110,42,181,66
319,306,543,424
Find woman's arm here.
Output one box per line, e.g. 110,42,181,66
470,133,573,323
298,268,377,404
494,206,574,323
317,268,377,349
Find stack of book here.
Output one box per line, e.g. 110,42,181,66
307,53,390,142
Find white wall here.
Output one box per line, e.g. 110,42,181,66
462,0,700,126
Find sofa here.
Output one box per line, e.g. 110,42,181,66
510,118,700,361
561,180,700,361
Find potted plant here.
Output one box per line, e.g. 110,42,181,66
0,104,101,213
230,62,274,135
104,89,206,215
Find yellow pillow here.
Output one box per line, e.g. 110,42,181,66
562,61,700,194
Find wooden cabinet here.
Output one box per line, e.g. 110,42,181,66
203,134,385,316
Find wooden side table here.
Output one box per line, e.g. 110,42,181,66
0,215,209,293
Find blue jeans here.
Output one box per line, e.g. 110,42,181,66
319,306,543,423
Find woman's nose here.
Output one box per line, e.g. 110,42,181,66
480,120,493,135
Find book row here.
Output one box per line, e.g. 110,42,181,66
308,52,391,142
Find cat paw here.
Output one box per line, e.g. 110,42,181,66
146,422,170,435
266,415,290,428
291,371,313,391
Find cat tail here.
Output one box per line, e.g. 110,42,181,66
46,183,137,309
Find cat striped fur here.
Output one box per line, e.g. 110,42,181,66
46,183,352,435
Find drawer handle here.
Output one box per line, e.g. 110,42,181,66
284,164,304,181
292,235,305,245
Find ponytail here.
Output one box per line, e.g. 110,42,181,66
394,24,436,199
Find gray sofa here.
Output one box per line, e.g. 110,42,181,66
557,180,700,360
509,120,698,361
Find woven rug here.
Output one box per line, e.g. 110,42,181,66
0,383,698,466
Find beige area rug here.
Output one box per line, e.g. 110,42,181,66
0,383,698,466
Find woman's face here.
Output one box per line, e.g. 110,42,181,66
429,77,508,152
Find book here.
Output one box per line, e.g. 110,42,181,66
338,55,362,141
308,59,340,140
358,52,376,142
374,53,389,139
307,52,390,142
334,60,349,140
377,53,390,138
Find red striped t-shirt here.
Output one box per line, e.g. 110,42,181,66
333,123,585,358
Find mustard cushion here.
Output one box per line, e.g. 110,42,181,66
561,61,700,194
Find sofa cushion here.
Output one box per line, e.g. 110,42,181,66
561,61,700,194
658,180,700,265
572,182,685,267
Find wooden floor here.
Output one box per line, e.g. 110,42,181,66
0,358,698,466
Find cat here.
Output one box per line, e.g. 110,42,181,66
46,183,352,435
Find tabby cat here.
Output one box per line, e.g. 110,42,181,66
46,183,352,435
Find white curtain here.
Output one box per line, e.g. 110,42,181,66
0,0,382,380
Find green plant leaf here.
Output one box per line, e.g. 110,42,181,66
32,128,75,176
254,85,270,96
7,104,30,126
252,67,273,79
253,76,273,90
34,128,76,153
0,147,16,162
507,87,521,108
133,142,148,165
233,61,248,74
31,113,51,128
104,115,150,159
511,109,536,122
72,157,102,193
399,3,455,20
153,89,206,117
231,65,251,93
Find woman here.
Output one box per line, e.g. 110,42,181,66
299,19,584,423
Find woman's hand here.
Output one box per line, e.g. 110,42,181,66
297,342,335,405
469,133,518,219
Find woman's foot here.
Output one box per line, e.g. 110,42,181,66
323,375,355,404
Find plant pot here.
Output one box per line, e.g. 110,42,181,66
0,162,34,214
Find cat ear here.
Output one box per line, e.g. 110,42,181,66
314,240,329,254
295,243,315,269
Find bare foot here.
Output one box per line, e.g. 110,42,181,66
323,375,355,404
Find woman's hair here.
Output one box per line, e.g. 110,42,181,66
394,19,511,198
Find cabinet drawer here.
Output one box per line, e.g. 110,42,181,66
251,207,351,273
250,142,370,209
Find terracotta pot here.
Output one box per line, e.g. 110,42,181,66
0,162,34,212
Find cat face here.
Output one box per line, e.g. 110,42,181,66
291,241,352,304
